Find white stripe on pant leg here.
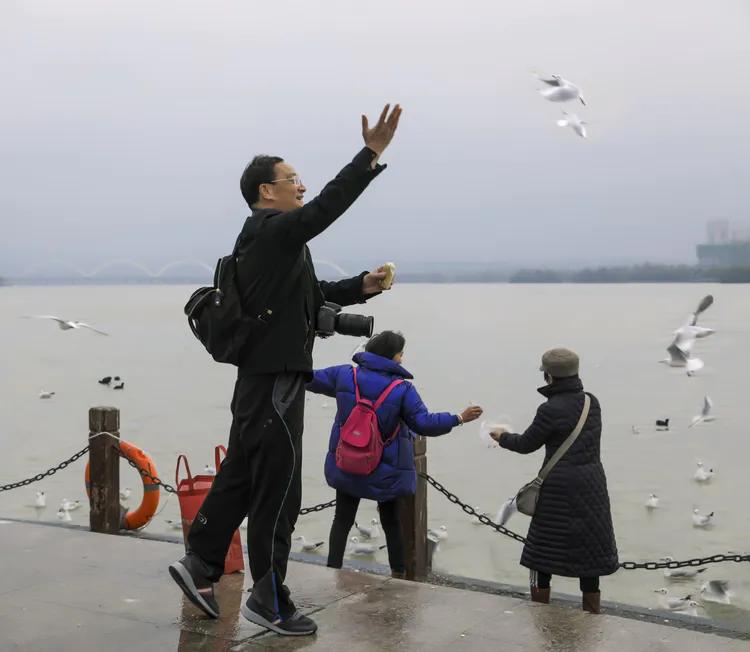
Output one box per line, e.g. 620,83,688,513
269,375,298,608
530,569,538,588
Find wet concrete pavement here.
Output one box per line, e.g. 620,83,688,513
0,520,746,651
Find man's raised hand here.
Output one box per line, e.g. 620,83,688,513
362,104,402,157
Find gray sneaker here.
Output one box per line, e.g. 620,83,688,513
168,554,220,619
241,595,317,636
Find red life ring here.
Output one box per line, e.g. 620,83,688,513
85,440,160,530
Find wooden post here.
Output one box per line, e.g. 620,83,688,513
400,435,429,580
88,407,121,534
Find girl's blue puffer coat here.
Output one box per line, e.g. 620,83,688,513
307,351,460,502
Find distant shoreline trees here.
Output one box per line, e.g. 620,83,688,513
509,264,750,284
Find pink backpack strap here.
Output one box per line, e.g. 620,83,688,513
373,378,404,410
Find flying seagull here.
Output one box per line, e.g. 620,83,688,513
535,73,587,105
689,396,716,428
660,295,715,374
25,315,109,335
556,110,587,138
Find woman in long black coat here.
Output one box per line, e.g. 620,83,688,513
492,348,618,613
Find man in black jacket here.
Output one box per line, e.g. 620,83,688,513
169,104,402,636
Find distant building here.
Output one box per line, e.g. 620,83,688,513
696,219,750,267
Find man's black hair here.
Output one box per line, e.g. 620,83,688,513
240,155,284,208
365,330,406,360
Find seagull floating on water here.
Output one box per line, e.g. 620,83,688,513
556,111,587,138
57,507,72,522
645,494,660,510
654,588,693,610
119,487,132,502
660,295,715,375
60,499,81,511
535,72,587,105
692,508,714,528
427,525,448,541
693,462,714,483
165,519,182,530
660,557,706,578
34,491,46,508
39,391,55,399
355,518,380,539
348,536,382,555
203,464,216,476
293,535,325,552
689,396,716,428
25,315,109,335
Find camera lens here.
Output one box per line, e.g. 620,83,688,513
335,313,374,338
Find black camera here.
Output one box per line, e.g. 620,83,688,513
315,302,374,339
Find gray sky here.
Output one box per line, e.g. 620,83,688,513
2,0,750,276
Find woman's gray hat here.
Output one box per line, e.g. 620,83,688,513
539,348,579,378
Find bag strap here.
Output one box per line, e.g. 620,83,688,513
538,393,591,481
175,454,193,491
214,445,228,470
373,378,404,410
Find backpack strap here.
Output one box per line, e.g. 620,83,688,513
373,378,404,409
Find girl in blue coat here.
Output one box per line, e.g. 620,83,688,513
307,331,483,577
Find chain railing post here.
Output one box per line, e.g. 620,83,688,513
88,407,120,534
400,436,428,580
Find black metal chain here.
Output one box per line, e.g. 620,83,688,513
299,499,336,515
118,449,178,494
420,472,528,544
620,554,750,570
0,446,90,492
420,472,750,570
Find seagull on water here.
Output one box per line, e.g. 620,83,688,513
57,507,72,522
692,508,714,528
427,525,448,541
535,72,587,105
34,491,46,508
674,600,701,617
165,519,182,530
60,499,81,511
700,580,732,604
25,315,109,335
660,557,706,578
119,487,132,502
348,536,385,555
203,464,216,476
355,518,380,539
689,396,716,428
660,295,715,375
645,494,660,510
693,462,714,483
39,391,55,399
293,535,325,552
556,111,587,138
654,588,693,610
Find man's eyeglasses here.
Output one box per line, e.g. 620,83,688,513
267,175,303,187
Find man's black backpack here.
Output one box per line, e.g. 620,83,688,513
184,233,302,365
183,236,263,366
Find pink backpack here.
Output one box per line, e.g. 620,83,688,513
335,367,403,476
